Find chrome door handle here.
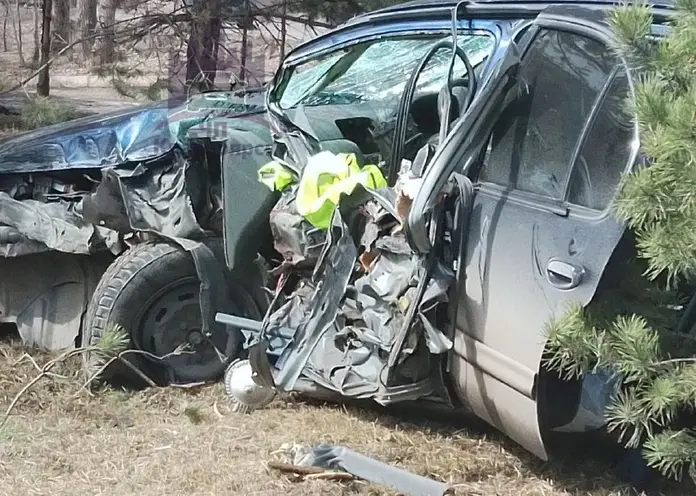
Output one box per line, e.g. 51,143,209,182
546,258,584,290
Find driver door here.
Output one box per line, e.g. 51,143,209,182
448,16,636,459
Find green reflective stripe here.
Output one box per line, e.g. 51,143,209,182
295,152,387,229
258,161,294,191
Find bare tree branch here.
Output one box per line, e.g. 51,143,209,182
1,342,198,430
1,0,336,98
0,346,87,430
3,32,102,95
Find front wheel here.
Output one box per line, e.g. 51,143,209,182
81,238,264,387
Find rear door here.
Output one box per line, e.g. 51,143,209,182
448,13,638,459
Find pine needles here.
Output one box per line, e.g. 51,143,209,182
612,1,696,285
18,97,80,130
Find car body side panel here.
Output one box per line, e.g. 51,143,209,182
0,250,112,349
451,190,626,460
442,8,633,460
450,356,541,456
220,129,278,270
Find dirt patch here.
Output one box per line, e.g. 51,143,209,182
0,338,685,496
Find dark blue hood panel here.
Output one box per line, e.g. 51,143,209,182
0,91,266,174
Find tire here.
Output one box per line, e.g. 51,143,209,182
81,238,265,387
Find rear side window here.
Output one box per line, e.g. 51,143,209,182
567,70,635,210
479,29,616,199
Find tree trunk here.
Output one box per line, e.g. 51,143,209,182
237,0,252,83
32,0,40,64
239,20,248,83
52,0,70,51
280,0,287,60
2,1,8,52
98,0,117,64
185,0,222,91
37,0,52,96
12,0,25,66
79,0,97,60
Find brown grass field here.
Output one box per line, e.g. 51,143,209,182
0,335,689,496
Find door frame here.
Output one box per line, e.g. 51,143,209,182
408,6,640,460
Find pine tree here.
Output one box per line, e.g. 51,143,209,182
544,0,696,485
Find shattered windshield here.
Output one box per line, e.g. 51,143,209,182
277,33,496,109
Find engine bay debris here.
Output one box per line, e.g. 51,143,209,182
217,150,455,407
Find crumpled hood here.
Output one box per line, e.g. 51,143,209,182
0,90,266,174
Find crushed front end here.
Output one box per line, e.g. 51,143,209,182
217,150,464,408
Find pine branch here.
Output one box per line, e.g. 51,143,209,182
543,303,600,379
547,1,696,484
606,386,655,448
607,2,655,71
605,315,663,383
643,429,696,481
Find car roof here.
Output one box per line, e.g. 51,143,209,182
368,0,674,15
342,0,674,26
282,0,671,67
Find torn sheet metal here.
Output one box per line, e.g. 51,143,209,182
0,147,206,260
0,89,268,353
0,147,213,352
0,192,118,255
235,171,454,405
273,209,358,391
82,150,206,239
0,88,265,266
301,444,453,496
0,224,52,257
80,151,242,381
0,250,112,349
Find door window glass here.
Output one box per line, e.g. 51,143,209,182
567,70,634,210
479,29,616,199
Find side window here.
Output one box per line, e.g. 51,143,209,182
479,29,616,199
567,70,634,210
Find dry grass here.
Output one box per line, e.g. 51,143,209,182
0,337,688,496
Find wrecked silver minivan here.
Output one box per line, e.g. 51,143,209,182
212,0,675,469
